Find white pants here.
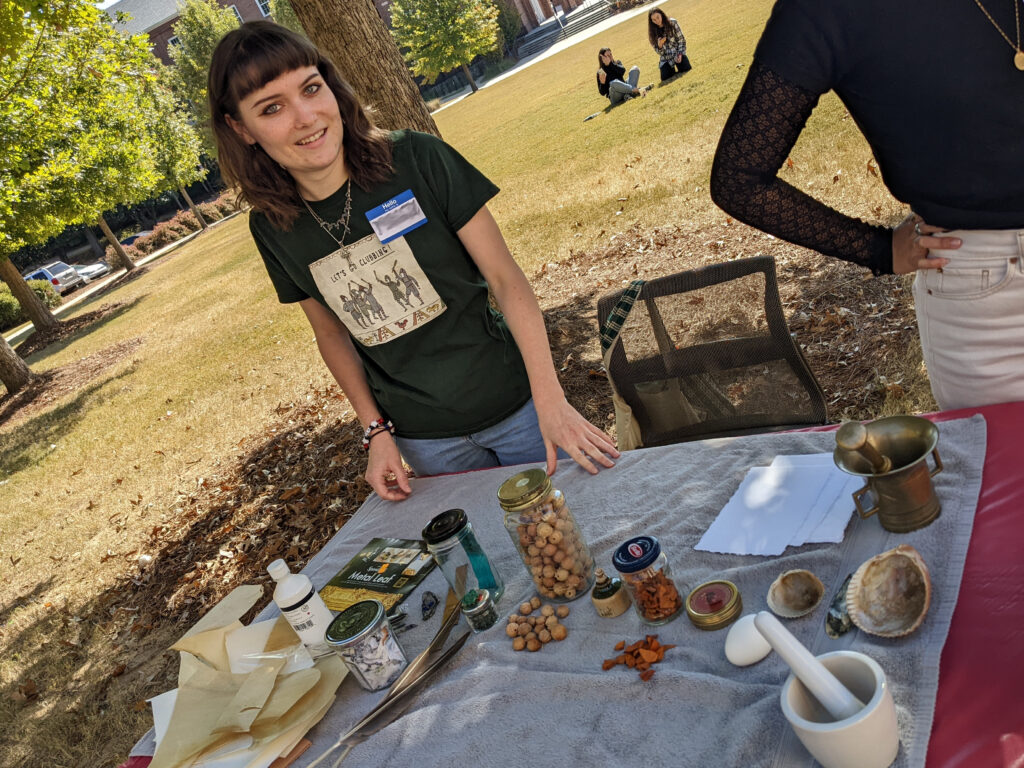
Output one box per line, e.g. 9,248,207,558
912,228,1024,410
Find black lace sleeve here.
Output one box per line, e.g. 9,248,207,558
710,62,893,276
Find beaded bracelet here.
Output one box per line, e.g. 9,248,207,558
361,418,395,450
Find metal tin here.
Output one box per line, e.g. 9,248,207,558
685,580,742,631
460,588,499,632
325,599,408,690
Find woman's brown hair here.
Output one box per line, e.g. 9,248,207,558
208,21,393,230
647,8,676,49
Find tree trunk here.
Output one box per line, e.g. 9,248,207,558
180,186,208,229
83,226,105,259
97,215,135,272
0,335,33,395
0,256,60,332
461,63,479,93
290,0,440,136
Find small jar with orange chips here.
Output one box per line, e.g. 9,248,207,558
612,535,684,625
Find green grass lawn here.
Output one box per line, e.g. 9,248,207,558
0,0,914,764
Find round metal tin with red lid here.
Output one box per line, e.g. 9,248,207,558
685,580,742,630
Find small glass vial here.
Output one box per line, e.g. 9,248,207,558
497,468,595,603
422,509,504,604
460,588,499,633
591,568,631,618
612,535,684,625
325,599,408,691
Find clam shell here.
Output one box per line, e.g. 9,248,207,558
767,569,825,618
846,544,931,638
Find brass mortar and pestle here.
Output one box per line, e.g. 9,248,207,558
833,416,943,533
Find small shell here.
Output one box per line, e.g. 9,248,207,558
846,544,931,638
767,569,825,618
824,573,854,639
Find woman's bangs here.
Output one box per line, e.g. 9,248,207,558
228,33,319,106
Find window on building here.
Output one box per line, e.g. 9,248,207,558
167,35,181,47
228,4,243,22
257,0,271,15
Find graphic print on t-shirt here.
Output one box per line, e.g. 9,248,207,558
308,232,445,347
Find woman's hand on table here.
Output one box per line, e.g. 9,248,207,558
891,214,960,275
365,433,411,501
535,397,619,476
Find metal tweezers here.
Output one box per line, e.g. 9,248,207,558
307,588,470,768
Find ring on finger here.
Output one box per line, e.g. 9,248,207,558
914,222,923,236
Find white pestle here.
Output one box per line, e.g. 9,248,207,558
753,611,865,722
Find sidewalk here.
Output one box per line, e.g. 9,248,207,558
3,211,243,347
433,3,654,113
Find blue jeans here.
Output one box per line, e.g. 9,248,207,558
608,65,640,106
396,399,549,477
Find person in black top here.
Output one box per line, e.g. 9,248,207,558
710,0,1024,410
596,48,647,106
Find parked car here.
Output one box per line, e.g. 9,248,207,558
119,230,152,247
71,262,111,283
22,261,85,295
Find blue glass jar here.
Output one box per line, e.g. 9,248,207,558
422,508,505,604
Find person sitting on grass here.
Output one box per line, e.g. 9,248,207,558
648,7,691,81
596,48,648,106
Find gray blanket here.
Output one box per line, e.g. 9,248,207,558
132,416,986,768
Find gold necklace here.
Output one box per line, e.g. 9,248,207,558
971,0,1024,70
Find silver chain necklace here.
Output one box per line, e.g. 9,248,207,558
301,181,353,247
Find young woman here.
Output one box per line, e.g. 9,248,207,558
648,8,691,82
208,22,618,501
596,48,646,105
710,0,1024,410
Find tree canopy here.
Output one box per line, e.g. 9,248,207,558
390,0,500,89
0,6,163,261
169,0,241,156
0,0,91,58
269,0,306,36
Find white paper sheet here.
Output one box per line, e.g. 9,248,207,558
696,454,859,555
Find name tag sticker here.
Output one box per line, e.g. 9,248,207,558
366,190,427,244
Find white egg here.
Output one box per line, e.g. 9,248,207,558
725,613,772,666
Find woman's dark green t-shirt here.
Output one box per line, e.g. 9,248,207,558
249,130,531,439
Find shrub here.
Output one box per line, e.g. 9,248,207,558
0,280,61,332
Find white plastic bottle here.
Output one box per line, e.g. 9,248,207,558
267,559,334,657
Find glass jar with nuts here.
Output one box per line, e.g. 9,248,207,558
497,469,596,603
612,535,684,625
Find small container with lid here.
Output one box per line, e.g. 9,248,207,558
612,535,684,625
591,567,631,618
497,468,595,603
460,588,499,633
422,509,505,604
685,580,742,631
325,599,408,691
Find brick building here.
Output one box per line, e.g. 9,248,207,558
102,0,273,64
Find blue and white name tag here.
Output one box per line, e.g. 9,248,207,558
365,189,427,244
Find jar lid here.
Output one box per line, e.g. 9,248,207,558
325,599,384,647
685,580,742,631
611,535,662,573
497,468,552,511
459,588,493,617
422,508,468,545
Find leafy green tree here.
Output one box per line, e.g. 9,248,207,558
390,0,501,93
146,67,210,228
493,0,523,59
168,0,241,156
0,3,167,389
0,0,90,58
269,0,306,36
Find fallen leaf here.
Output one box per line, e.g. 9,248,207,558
109,663,127,678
